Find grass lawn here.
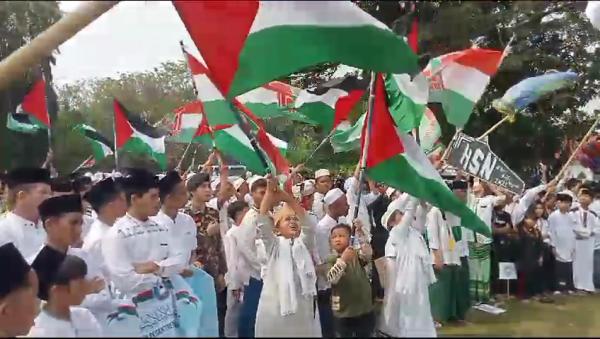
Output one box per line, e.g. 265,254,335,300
439,294,600,337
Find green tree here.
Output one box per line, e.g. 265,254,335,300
0,1,61,170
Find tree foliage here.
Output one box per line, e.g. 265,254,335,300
3,1,600,179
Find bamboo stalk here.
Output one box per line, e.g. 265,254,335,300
0,1,118,90
553,116,600,183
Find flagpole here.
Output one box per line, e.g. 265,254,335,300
72,155,94,173
113,109,119,171
176,41,200,170
352,72,376,233
40,62,56,176
176,141,193,171
229,99,272,174
303,128,337,164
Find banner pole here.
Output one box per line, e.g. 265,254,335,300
0,1,118,91
304,128,337,164
551,115,600,184
353,72,376,233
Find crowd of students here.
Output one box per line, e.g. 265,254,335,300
0,150,599,338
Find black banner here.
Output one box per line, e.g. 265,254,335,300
447,133,525,194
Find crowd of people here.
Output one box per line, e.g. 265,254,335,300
0,149,599,338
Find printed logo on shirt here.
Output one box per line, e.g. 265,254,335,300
331,295,340,311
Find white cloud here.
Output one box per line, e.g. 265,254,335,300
54,1,201,85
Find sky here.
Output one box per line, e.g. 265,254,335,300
55,1,355,86
54,1,201,85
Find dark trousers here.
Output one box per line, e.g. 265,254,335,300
334,311,375,338
317,289,335,338
238,278,263,337
542,244,557,293
217,288,227,337
593,250,600,289
371,260,385,300
555,261,575,292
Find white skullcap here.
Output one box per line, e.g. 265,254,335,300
385,187,397,198
301,180,316,197
233,177,245,191
84,172,93,178
324,188,345,205
315,169,330,179
381,208,398,229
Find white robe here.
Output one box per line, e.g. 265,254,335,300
573,208,598,292
27,307,103,337
381,198,436,338
254,214,321,337
0,212,46,263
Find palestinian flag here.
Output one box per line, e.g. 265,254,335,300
418,107,442,155
212,124,288,175
73,124,114,161
294,75,368,132
423,47,504,127
114,99,167,170
237,81,300,119
169,101,204,143
173,1,418,98
6,113,45,134
330,113,365,153
384,73,429,133
362,74,490,237
6,78,51,133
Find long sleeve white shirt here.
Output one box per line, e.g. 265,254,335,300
27,307,103,337
316,214,340,291
152,210,197,267
426,207,461,266
345,176,378,241
512,184,547,226
224,224,245,290
547,210,578,263
0,212,46,263
590,200,600,250
102,213,186,296
465,194,505,244
312,192,327,221
237,207,263,281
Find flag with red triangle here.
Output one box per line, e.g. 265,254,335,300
114,99,167,170
361,74,489,237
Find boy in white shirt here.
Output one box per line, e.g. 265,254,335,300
223,201,250,337
547,193,577,294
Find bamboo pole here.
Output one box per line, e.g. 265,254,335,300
552,116,600,184
477,115,511,141
0,1,118,91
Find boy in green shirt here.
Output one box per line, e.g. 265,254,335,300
326,222,375,337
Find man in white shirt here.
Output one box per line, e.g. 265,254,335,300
81,178,128,330
316,188,349,338
548,193,577,294
590,186,600,290
571,189,598,293
466,180,505,304
223,200,250,338
0,168,51,263
313,169,333,221
235,177,268,338
427,180,470,324
102,169,187,297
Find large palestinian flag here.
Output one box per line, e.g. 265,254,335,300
173,1,418,98
6,78,51,133
183,49,290,175
294,75,368,133
73,124,114,161
362,74,490,237
423,47,504,127
113,99,167,170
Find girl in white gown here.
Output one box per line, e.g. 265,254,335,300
380,196,437,338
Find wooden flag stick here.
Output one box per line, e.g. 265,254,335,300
552,116,600,184
478,115,511,141
0,1,118,91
